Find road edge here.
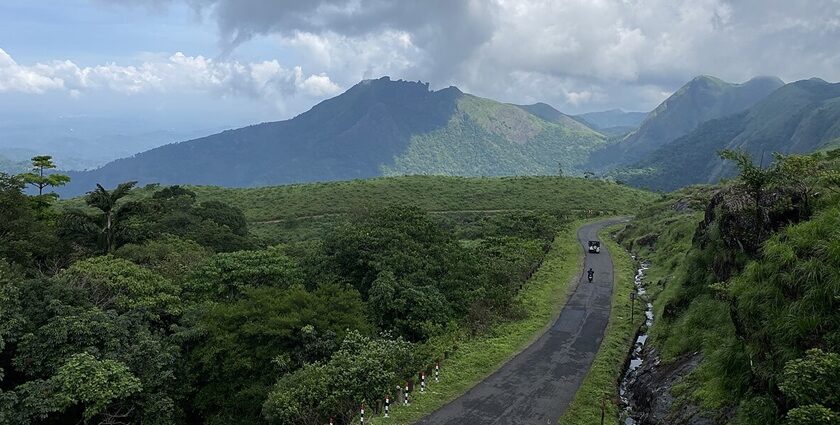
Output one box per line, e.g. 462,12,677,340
367,218,602,424
556,222,644,425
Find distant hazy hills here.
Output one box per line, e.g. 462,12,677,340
61,77,606,196
0,153,27,175
618,78,840,191
573,109,648,137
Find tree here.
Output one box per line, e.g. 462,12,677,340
50,352,142,422
187,248,302,301
85,182,137,253
0,173,62,270
190,284,369,424
719,150,779,244
57,255,181,317
19,155,70,196
263,331,415,425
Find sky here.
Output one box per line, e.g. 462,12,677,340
2,0,840,140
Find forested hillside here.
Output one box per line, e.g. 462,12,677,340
0,172,650,424
616,148,840,424
60,78,606,197
589,76,783,170
618,78,840,191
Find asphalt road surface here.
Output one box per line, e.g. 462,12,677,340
415,218,627,425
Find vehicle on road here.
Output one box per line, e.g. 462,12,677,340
588,240,601,254
587,267,594,283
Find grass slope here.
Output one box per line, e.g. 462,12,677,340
189,176,652,222
383,96,605,177
366,220,589,424
557,224,644,425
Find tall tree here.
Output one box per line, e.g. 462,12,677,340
19,155,70,196
85,182,137,253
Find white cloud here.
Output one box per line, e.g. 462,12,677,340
0,49,65,93
10,0,840,115
0,48,341,102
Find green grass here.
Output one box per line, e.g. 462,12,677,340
60,175,655,243
557,224,644,425
365,219,593,424
190,176,653,222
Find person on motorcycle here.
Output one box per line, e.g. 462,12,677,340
587,268,594,282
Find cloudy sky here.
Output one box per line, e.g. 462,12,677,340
2,0,840,133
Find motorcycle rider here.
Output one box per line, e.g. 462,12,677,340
587,268,594,282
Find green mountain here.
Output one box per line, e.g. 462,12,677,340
61,77,605,196
619,78,840,191
589,75,784,169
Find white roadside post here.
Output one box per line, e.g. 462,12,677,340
435,362,440,383
404,382,410,406
384,395,390,418
360,404,365,424
420,371,426,393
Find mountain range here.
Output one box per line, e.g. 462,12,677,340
45,73,840,196
617,78,840,191
587,75,785,170
59,77,607,196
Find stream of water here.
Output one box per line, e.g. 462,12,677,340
618,258,652,425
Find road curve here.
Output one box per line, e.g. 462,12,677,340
415,218,628,425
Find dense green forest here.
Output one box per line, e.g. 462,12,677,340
0,164,647,424
618,148,840,424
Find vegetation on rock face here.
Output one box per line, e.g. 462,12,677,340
617,148,840,424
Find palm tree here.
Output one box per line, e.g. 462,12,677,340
85,181,137,253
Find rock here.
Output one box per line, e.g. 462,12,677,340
624,347,717,425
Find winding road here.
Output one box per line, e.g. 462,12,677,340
415,218,627,425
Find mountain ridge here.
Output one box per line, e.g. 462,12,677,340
59,77,606,196
618,78,840,191
588,75,785,170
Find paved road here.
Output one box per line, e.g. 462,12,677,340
415,218,627,425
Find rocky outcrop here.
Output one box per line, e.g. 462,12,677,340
624,347,722,425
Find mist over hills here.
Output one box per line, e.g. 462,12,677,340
573,109,648,137
60,77,606,196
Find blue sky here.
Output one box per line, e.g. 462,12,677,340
2,0,840,165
